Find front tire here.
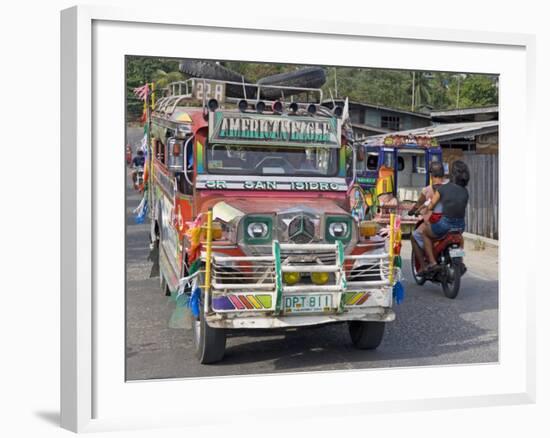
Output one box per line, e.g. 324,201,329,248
441,258,462,299
192,274,226,364
348,321,385,350
411,249,427,286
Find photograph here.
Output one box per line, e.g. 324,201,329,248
125,56,499,380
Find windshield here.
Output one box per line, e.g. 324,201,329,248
206,144,339,177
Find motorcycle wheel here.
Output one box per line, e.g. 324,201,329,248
441,258,462,299
411,249,427,286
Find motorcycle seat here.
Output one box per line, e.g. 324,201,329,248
434,228,463,241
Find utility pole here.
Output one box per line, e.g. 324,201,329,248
334,67,338,98
456,75,461,109
411,71,416,111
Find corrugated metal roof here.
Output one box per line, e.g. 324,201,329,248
365,121,499,144
431,106,498,117
351,122,392,134
322,99,431,119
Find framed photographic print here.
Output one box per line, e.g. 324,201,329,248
61,4,536,433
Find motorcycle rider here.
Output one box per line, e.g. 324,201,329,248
131,149,145,186
422,160,470,273
409,161,448,273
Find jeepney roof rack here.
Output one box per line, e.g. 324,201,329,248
153,78,333,119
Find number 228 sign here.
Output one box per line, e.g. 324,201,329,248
193,80,225,103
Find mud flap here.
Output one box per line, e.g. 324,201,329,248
169,293,193,329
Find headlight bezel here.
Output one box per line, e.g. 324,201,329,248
325,215,353,243
243,215,273,244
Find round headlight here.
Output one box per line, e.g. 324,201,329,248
328,222,348,238
247,222,269,239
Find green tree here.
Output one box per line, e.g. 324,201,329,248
458,74,498,107
126,56,180,120
125,56,499,118
429,72,453,110
408,71,433,111
152,69,185,90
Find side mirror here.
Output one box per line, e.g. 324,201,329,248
357,147,365,162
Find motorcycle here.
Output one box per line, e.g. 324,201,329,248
133,166,144,191
410,218,467,299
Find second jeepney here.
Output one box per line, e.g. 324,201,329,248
355,134,443,235
145,79,402,363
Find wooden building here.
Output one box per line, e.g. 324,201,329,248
322,99,432,140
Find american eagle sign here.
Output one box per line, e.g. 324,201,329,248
209,111,341,148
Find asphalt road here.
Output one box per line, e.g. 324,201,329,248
125,129,498,381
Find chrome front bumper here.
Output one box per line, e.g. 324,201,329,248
201,241,396,328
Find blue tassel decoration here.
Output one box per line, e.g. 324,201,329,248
393,281,405,304
189,286,201,318
134,198,148,224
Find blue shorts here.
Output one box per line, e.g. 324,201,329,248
430,217,465,239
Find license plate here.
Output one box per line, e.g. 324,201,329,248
449,248,465,258
283,294,333,313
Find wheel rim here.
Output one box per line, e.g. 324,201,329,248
411,252,423,281
193,319,201,348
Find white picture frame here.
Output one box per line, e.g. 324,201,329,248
60,5,537,433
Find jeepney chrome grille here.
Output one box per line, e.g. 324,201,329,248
211,262,275,286
287,215,315,244
280,250,336,265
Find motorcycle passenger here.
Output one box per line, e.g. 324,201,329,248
422,160,470,273
131,149,145,185
409,161,448,273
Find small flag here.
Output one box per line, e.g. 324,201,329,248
133,83,150,101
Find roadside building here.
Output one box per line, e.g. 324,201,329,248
430,106,499,162
322,99,432,140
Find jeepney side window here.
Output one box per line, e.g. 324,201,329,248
366,153,378,170
397,156,405,171
355,146,365,172
383,151,394,168
175,136,194,196
156,141,165,164
413,154,426,173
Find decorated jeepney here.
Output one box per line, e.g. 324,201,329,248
352,134,443,235
138,79,403,363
